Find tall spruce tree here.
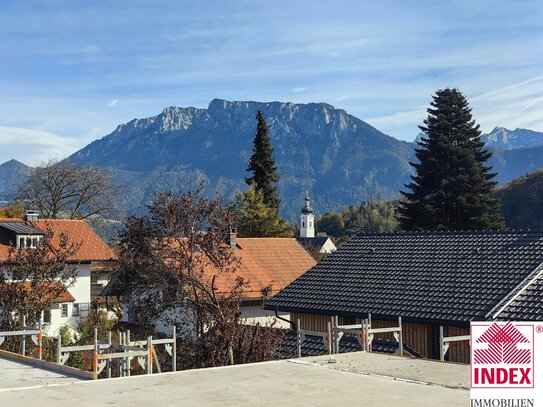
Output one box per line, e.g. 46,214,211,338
398,88,504,231
246,111,280,212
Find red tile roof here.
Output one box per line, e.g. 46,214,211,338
215,238,316,299
103,237,315,300
0,218,116,262
0,281,76,303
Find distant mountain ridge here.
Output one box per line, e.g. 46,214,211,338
413,127,543,151
412,127,543,184
0,159,30,201
1,100,543,219
481,127,543,150
69,99,415,217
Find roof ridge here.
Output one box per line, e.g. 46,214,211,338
236,237,296,239
488,261,543,320
35,218,86,222
353,229,543,237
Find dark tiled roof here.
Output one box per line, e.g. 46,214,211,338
266,231,543,323
497,276,543,320
0,222,44,235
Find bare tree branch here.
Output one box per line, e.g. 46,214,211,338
16,160,122,221
115,190,283,369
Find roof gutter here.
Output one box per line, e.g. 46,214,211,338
266,304,470,328
274,306,295,329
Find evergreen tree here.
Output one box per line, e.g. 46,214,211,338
398,88,504,231
246,111,280,212
235,184,293,237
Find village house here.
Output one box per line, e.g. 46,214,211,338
0,211,116,336
265,230,543,363
226,233,317,328
104,229,316,332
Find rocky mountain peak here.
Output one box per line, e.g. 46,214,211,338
482,127,543,150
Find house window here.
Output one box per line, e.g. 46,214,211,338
43,309,51,324
72,303,79,317
61,303,68,317
16,235,44,249
302,222,305,227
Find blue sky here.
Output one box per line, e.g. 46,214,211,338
0,0,542,165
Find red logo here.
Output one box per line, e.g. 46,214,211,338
474,322,531,364
471,322,534,388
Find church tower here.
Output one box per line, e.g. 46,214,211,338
299,192,315,238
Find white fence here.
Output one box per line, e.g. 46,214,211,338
57,327,177,380
0,313,44,360
295,315,403,357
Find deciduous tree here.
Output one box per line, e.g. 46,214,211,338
16,160,121,221
0,202,25,218
115,190,282,368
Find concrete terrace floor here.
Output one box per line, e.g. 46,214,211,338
0,355,83,390
0,352,469,406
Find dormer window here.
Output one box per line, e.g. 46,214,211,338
17,235,44,249
0,221,45,249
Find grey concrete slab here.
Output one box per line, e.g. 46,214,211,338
0,356,83,390
303,351,469,389
0,352,468,406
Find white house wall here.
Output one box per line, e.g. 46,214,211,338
43,263,92,337
123,302,197,339
320,239,337,254
239,306,291,329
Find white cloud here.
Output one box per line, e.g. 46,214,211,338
107,99,119,107
292,87,307,93
0,126,85,166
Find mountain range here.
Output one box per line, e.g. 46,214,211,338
1,99,542,219
0,159,31,204
481,127,543,150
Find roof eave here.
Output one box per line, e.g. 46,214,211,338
264,304,474,328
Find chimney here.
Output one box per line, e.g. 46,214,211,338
229,226,237,249
24,210,39,222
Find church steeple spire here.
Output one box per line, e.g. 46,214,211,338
299,191,315,238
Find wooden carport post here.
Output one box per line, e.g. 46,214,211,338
172,326,177,372
329,317,335,353
327,322,332,355
334,316,339,353
296,319,302,358
361,320,367,351
439,326,444,361
398,316,403,356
